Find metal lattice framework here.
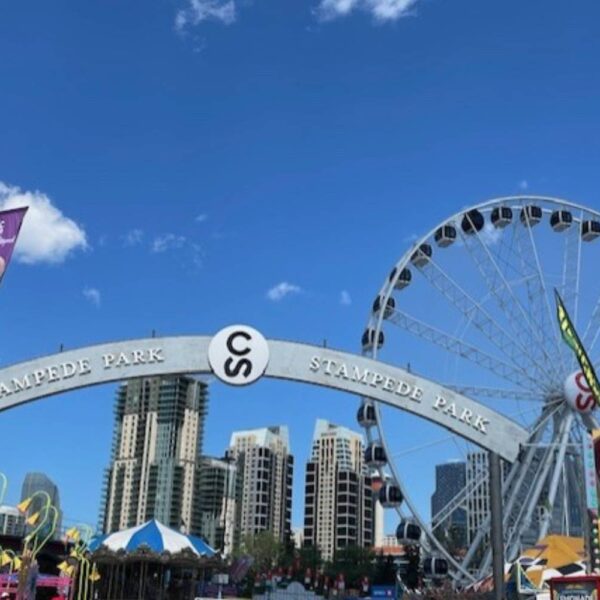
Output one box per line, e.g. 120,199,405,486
357,196,600,583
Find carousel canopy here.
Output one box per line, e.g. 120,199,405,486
89,519,216,557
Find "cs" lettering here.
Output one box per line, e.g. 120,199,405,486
224,331,253,379
575,372,596,412
208,325,270,386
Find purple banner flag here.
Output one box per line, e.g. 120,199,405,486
0,206,27,282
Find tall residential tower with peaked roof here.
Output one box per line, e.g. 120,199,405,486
99,376,208,536
303,419,373,560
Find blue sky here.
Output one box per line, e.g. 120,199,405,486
1,0,600,533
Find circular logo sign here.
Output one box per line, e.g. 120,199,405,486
208,325,270,386
564,370,596,414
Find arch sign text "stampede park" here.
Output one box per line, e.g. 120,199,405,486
0,324,527,462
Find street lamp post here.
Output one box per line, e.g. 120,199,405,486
64,524,96,600
16,490,55,600
32,505,59,559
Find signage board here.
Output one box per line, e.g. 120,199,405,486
370,585,397,600
550,576,600,600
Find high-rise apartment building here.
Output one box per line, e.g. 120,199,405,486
228,426,293,547
197,455,238,555
431,461,467,550
21,472,62,538
303,419,373,560
0,506,25,536
466,452,490,546
99,376,208,535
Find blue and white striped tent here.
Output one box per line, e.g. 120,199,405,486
89,519,216,557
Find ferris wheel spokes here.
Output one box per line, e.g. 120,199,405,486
560,209,584,334
537,412,576,539
386,308,543,391
459,405,556,574
517,209,568,377
413,255,557,386
368,400,478,583
457,214,560,387
497,410,572,569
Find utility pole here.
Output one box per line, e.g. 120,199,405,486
489,452,505,600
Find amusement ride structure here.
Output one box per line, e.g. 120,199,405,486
358,196,600,584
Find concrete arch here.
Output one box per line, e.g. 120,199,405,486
0,333,527,461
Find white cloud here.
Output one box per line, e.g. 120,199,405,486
176,0,418,30
317,0,360,19
176,0,236,30
368,0,418,20
123,229,144,246
480,222,502,246
340,290,352,305
316,0,419,21
83,287,101,307
150,234,204,268
191,243,204,267
195,213,208,223
152,233,187,253
266,282,302,302
0,181,87,264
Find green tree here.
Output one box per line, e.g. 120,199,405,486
236,531,284,573
373,554,397,586
326,545,375,589
279,537,298,570
297,545,323,575
401,545,420,590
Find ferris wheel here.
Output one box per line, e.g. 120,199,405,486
357,196,600,583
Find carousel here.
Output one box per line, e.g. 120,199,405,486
89,519,219,600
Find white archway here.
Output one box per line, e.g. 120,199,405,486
0,327,526,461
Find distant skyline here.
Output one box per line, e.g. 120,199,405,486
1,0,600,534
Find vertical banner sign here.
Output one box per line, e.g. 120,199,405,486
582,431,598,513
583,430,600,573
555,289,600,407
0,207,27,283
